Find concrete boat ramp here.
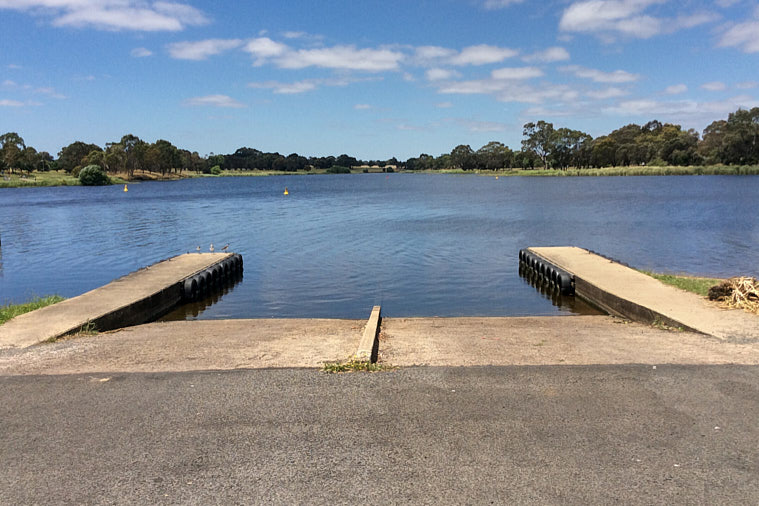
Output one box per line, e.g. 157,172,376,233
527,247,758,342
1,248,757,374
0,253,235,349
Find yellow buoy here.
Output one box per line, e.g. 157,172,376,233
123,184,128,192
284,187,289,195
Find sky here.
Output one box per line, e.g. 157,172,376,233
1,0,758,160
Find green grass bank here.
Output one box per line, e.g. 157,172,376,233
641,271,723,297
0,295,65,326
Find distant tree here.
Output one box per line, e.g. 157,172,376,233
476,141,513,170
335,154,358,168
0,132,26,173
450,144,476,170
58,141,102,174
522,121,555,169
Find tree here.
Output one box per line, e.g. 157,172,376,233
58,141,102,173
335,154,358,168
476,141,513,170
0,132,26,172
450,144,475,170
522,121,555,169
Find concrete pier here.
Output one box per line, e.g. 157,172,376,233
528,246,758,341
0,253,235,349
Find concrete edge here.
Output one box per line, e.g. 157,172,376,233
7,254,239,349
528,248,708,337
355,306,381,362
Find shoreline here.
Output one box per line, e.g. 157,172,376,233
2,164,759,188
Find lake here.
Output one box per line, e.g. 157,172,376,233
1,174,757,319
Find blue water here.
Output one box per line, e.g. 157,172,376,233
1,174,757,318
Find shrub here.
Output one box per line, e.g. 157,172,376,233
78,165,111,186
210,165,222,175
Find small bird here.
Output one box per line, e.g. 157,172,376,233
196,245,201,253
210,243,214,252
221,243,230,252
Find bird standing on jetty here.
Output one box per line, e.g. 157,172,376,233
196,245,201,253
221,243,230,252
210,243,214,252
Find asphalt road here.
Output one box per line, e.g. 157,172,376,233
2,365,758,504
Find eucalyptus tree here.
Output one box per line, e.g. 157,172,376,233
522,121,555,169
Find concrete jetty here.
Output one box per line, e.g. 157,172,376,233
528,246,758,341
0,253,234,349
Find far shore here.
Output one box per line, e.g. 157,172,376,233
2,164,758,188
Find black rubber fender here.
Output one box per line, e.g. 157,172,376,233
556,271,573,295
196,274,207,296
183,277,198,301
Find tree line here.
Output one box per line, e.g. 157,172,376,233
1,107,757,176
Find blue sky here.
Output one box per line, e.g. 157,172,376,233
1,0,758,160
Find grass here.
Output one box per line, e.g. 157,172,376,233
418,165,759,177
0,170,127,188
321,358,395,373
0,295,65,325
641,271,723,297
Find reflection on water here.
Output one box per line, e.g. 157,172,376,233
1,174,757,318
518,265,604,315
160,273,243,320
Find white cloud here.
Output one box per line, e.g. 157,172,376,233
248,76,381,95
244,37,290,65
736,81,758,90
450,44,519,66
522,47,570,63
249,80,319,94
130,47,152,57
664,84,687,95
0,0,209,31
425,68,462,81
481,0,525,9
435,101,453,108
34,86,66,99
354,104,372,110
168,39,244,60
560,65,640,83
718,15,759,53
7,64,22,69
243,38,403,71
491,66,543,80
0,99,25,107
279,46,404,72
453,119,508,132
602,95,759,121
701,81,726,91
559,0,715,40
559,0,665,38
413,46,458,65
586,87,628,99
438,78,580,105
183,95,245,108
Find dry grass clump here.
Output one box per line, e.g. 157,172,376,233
708,277,759,314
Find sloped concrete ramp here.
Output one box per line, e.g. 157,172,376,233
0,253,233,349
529,247,758,342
